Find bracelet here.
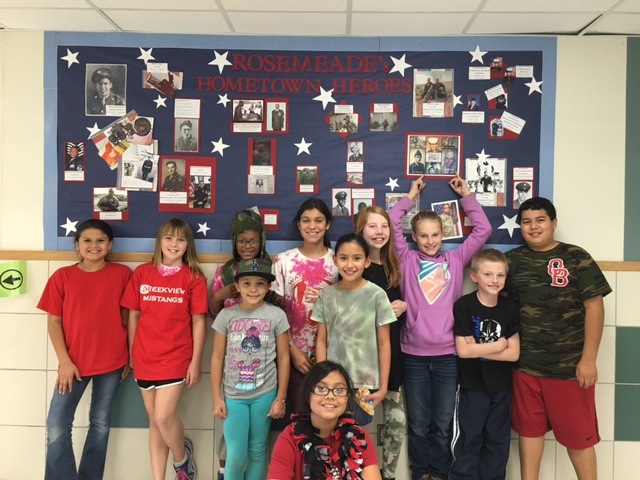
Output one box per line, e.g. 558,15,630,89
274,398,286,405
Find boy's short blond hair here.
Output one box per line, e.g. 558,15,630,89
469,248,508,273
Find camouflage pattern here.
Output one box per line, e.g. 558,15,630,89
380,390,406,479
505,243,611,379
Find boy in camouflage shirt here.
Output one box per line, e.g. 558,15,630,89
506,197,611,480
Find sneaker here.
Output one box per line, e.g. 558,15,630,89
174,437,197,480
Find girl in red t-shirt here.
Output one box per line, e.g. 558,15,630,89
38,219,132,480
122,218,208,480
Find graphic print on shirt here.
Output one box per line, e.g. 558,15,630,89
471,314,502,344
547,258,569,287
228,320,270,391
286,260,335,352
417,259,450,304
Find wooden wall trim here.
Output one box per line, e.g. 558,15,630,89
1,251,640,271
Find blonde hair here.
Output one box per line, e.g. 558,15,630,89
410,210,442,232
151,218,204,279
469,248,508,273
355,206,402,288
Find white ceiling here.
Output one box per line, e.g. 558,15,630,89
0,0,639,36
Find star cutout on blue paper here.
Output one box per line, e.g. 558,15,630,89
217,93,230,107
498,214,520,238
388,54,412,77
476,149,491,162
197,222,211,236
469,45,487,64
312,87,336,110
61,49,79,68
60,217,78,236
137,47,155,65
294,137,313,155
525,77,543,95
208,50,233,74
386,177,399,191
453,94,463,108
211,137,230,156
153,95,167,108
86,122,100,139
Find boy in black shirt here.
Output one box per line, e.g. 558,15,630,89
450,249,520,480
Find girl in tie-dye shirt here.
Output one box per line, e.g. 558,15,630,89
389,175,490,480
272,198,338,412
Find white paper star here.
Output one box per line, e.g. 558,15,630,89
475,149,491,163
453,94,463,108
386,177,399,191
217,93,230,108
388,54,412,77
524,77,543,95
153,95,167,109
312,87,336,110
61,49,79,68
137,47,155,65
469,45,487,64
60,217,78,236
208,50,233,74
86,122,100,139
294,137,313,155
211,137,230,156
197,222,211,236
498,214,521,238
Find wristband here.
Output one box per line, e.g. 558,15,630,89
274,398,286,405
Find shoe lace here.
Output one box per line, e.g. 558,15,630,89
175,470,190,480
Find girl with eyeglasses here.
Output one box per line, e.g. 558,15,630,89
268,360,382,479
209,209,273,479
211,258,290,480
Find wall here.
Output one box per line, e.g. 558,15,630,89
0,32,636,479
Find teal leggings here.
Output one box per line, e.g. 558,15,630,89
223,390,276,480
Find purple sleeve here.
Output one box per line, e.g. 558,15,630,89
449,194,492,265
389,196,415,262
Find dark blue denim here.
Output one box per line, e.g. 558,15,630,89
45,367,123,480
403,353,457,480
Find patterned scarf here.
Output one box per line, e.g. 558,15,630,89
291,411,367,479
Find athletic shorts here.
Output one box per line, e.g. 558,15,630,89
512,369,600,449
136,378,185,390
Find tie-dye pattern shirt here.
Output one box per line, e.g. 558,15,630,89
272,247,338,358
389,195,491,356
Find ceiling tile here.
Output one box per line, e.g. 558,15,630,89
94,0,216,10
226,11,346,35
483,0,618,12
351,12,472,36
614,0,640,13
0,8,116,31
587,13,640,34
221,0,347,12
103,10,229,34
468,12,599,34
353,0,482,12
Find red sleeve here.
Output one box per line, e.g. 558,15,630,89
361,429,380,468
120,266,142,311
189,276,208,315
37,269,65,316
267,426,299,480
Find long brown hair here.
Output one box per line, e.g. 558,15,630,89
151,218,204,279
355,206,401,288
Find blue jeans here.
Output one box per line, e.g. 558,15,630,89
223,389,276,480
45,367,124,480
403,353,457,480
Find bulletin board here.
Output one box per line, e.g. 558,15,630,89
45,33,556,253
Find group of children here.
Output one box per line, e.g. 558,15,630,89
39,172,605,480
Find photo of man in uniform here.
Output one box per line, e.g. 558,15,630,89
271,103,285,131
332,190,350,215
514,182,532,209
97,188,120,212
161,160,185,191
175,119,198,152
86,66,125,116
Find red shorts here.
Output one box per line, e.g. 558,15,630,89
511,369,600,449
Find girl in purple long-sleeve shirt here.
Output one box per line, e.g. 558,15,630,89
389,175,491,480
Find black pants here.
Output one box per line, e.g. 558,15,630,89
449,386,511,480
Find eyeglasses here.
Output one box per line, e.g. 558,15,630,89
236,239,260,247
312,385,349,397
